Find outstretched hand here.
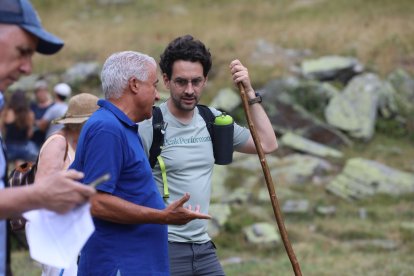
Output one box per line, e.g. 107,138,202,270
164,193,212,225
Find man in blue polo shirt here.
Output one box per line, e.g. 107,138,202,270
70,51,211,276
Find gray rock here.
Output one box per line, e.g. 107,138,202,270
325,73,381,140
209,88,241,113
261,78,352,147
282,199,310,214
270,154,334,185
280,132,344,159
243,222,280,245
326,158,414,200
250,39,311,68
207,203,232,238
211,165,230,201
301,55,364,83
63,62,101,86
8,74,60,93
226,187,251,204
315,205,336,216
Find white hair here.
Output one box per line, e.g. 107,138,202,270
101,51,156,99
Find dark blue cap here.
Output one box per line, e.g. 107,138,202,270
0,0,64,55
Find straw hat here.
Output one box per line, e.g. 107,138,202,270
53,93,99,125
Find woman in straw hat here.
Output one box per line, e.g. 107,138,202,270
33,93,99,276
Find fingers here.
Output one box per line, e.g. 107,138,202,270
184,204,211,220
195,213,212,220
173,192,190,207
229,60,253,91
64,169,85,180
61,170,95,198
74,184,96,198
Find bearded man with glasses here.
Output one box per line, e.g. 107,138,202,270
138,34,278,276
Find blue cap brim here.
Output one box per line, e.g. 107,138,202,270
21,24,64,55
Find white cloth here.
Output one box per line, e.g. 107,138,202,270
23,203,94,269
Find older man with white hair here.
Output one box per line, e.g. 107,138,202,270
70,51,211,275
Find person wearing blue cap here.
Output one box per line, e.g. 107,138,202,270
0,1,96,275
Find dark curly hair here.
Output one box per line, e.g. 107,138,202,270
159,35,212,79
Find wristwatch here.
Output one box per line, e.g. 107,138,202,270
248,92,262,105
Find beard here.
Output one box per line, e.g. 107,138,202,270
171,93,199,111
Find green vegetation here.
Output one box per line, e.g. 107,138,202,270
30,0,414,100
10,1,414,275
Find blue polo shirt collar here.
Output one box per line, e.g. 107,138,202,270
98,99,137,128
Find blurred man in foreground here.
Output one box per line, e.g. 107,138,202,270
0,0,96,274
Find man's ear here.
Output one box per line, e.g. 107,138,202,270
128,77,139,94
162,73,171,89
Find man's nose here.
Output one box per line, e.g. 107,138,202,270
20,57,33,75
184,82,196,93
154,89,160,102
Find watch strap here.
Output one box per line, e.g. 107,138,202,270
248,92,262,105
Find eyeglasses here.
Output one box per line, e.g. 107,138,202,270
172,77,205,89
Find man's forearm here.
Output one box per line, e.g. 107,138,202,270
0,186,42,219
90,193,166,224
247,101,278,153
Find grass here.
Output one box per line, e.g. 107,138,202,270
30,0,414,100
216,186,414,276
10,1,414,275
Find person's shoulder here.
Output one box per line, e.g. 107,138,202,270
85,109,121,131
40,133,67,152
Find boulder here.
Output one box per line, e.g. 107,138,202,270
326,158,414,200
301,55,364,83
325,73,381,140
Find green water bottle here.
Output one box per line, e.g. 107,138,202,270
213,113,234,165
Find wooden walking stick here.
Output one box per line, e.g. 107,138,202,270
237,83,302,276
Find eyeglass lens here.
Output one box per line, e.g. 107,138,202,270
173,77,204,88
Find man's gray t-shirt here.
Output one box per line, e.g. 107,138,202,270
138,102,249,243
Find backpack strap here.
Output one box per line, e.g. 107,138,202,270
63,138,69,162
197,104,215,140
149,106,166,168
149,104,217,198
149,105,216,168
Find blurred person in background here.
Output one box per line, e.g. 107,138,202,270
0,89,38,168
30,79,54,149
0,0,96,274
38,82,71,139
34,93,99,276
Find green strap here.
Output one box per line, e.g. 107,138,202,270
157,155,169,198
